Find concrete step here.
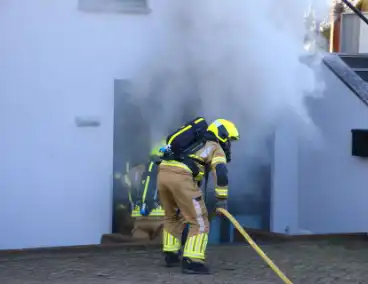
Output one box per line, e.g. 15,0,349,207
339,54,368,69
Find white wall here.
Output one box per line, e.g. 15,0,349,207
271,122,299,235
340,12,368,53
359,12,368,53
3,1,366,250
298,64,368,234
0,0,166,250
272,63,368,235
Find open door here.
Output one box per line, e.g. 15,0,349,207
112,79,150,234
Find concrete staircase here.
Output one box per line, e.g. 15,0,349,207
339,54,368,82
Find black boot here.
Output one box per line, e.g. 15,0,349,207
164,252,181,267
182,257,211,274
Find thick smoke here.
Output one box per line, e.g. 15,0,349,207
132,0,330,149
128,0,331,202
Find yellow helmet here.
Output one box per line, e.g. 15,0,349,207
150,139,166,157
207,119,239,143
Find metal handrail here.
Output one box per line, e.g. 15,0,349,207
341,0,368,26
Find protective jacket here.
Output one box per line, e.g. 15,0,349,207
160,139,229,199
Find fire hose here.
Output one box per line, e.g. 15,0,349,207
124,156,292,282
215,208,293,284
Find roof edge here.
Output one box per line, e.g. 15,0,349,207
323,53,368,107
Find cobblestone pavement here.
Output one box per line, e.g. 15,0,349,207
1,240,368,284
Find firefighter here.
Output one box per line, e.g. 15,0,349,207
123,140,188,246
128,140,166,242
114,161,146,236
158,118,239,274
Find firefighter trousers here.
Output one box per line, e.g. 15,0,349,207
157,171,209,262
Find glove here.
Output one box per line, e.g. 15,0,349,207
216,199,228,211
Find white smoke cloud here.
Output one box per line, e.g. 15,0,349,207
128,0,331,198
132,0,330,151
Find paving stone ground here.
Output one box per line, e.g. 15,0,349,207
0,240,368,284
